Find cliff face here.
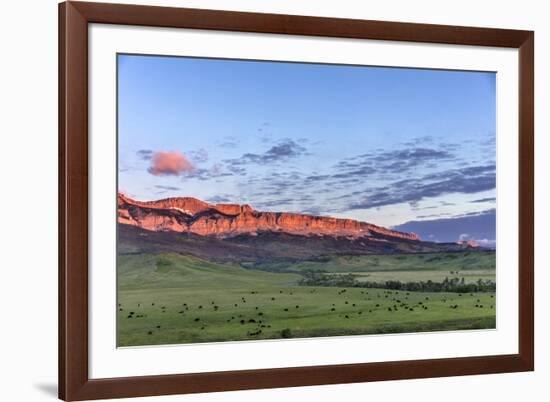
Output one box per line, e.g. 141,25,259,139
117,193,419,241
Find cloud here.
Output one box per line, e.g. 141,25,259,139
136,149,153,160
206,195,234,203
392,209,495,245
217,136,239,149
227,139,306,165
347,164,496,209
188,148,209,163
471,197,496,203
154,185,181,191
147,151,195,176
332,146,456,179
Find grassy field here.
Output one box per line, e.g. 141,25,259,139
242,251,495,273
341,269,495,284
117,252,496,346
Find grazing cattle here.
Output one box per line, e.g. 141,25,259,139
194,318,200,322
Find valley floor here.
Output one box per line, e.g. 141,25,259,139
117,252,496,346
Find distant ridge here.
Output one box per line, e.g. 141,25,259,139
117,193,419,241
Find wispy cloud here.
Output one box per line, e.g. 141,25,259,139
347,164,496,210
136,149,153,160
227,139,306,166
470,197,496,203
154,185,181,191
188,148,209,163
217,136,239,149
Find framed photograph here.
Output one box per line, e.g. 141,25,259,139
59,1,534,400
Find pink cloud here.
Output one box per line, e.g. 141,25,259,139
147,151,195,176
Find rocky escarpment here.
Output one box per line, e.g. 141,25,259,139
117,193,420,241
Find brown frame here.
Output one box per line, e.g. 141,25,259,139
59,1,534,400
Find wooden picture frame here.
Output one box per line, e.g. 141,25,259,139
59,1,534,400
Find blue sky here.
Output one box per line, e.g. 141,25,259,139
118,54,496,245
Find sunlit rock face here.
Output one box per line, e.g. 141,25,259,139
117,193,420,241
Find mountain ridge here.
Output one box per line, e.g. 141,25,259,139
118,193,420,241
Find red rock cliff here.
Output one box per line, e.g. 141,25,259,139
117,193,419,241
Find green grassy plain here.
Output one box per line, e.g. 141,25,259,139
117,252,496,346
242,251,496,273
343,269,495,284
